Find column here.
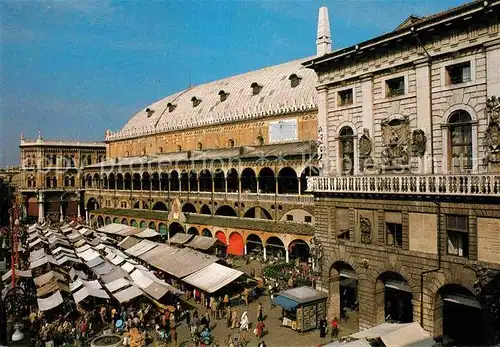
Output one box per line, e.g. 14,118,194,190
244,243,247,256
263,245,267,261
414,59,433,173
85,208,89,223
77,201,81,218
38,192,44,223
298,179,301,196
317,86,331,175
59,199,64,222
285,248,289,263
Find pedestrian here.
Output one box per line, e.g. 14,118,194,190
319,318,327,338
255,320,265,339
231,309,238,329
330,317,339,340
185,309,191,327
190,314,198,337
243,288,249,306
258,341,267,347
226,307,232,328
239,311,249,331
257,302,263,322
223,293,230,308
170,326,177,347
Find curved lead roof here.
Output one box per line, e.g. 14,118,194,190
107,57,317,141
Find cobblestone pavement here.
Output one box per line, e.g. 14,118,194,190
168,258,360,347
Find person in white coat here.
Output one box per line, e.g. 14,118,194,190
239,311,249,331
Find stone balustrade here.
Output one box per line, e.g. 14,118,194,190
307,174,500,197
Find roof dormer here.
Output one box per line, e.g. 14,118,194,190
251,82,263,95
218,90,229,102
167,102,177,112
191,96,202,107
289,74,302,88
145,108,155,117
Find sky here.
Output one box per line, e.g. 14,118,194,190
0,0,470,167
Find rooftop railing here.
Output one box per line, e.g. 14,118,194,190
307,174,500,197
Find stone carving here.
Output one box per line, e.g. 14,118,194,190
310,237,323,271
359,216,372,244
358,128,373,171
381,116,410,168
410,129,427,157
485,96,500,163
316,126,325,168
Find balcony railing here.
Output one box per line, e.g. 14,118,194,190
85,188,314,204
307,174,500,197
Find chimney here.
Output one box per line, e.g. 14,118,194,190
316,6,332,56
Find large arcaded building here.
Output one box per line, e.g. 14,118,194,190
304,1,500,345
85,54,321,261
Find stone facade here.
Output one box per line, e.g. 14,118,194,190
19,133,106,222
305,2,500,344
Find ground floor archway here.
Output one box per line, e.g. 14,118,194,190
246,234,263,254
188,226,199,235
434,284,482,345
227,232,244,256
265,236,285,260
329,262,359,325
169,222,184,238
288,239,310,262
215,231,226,245
202,228,212,237
375,271,413,324
158,223,167,236
105,217,111,225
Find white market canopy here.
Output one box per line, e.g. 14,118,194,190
97,223,142,237
351,322,435,347
135,228,160,239
182,263,244,293
2,269,32,282
37,291,64,311
125,240,158,257
73,286,110,303
105,278,132,293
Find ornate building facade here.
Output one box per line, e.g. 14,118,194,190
86,54,322,261
304,1,500,344
18,133,106,223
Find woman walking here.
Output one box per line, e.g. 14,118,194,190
239,311,249,331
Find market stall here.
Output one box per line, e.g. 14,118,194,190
273,286,327,332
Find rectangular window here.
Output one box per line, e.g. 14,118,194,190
446,215,469,257
338,89,353,106
286,214,293,221
385,76,405,98
304,216,312,223
386,223,403,248
338,229,350,240
446,62,471,85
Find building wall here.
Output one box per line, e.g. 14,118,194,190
314,196,500,335
318,17,499,176
107,112,317,158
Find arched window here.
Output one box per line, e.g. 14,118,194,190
339,126,354,175
52,177,57,187
45,176,50,188
448,110,472,172
70,177,75,186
